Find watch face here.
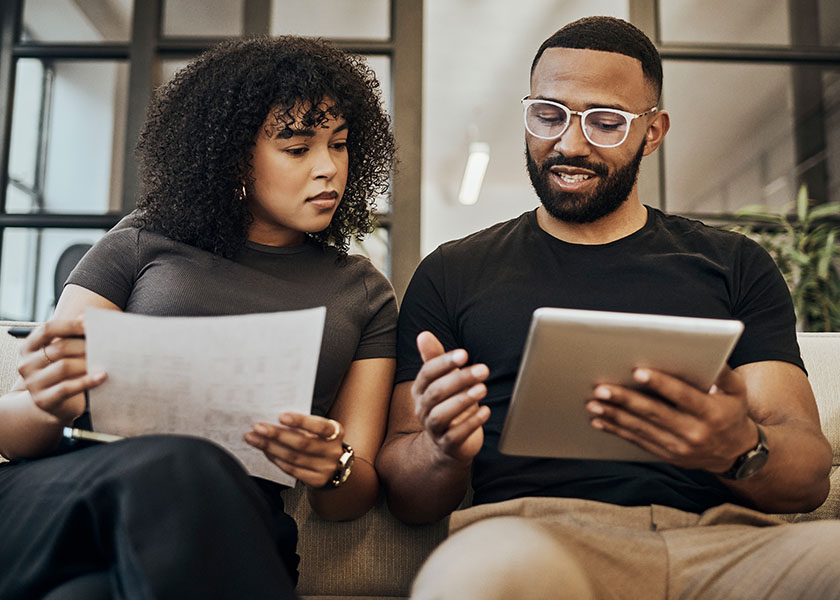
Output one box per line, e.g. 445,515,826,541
338,462,352,484
736,450,769,480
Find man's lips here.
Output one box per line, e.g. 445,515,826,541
549,166,597,188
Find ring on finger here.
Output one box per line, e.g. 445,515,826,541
41,345,53,366
324,418,341,441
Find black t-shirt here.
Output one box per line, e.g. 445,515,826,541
396,207,803,513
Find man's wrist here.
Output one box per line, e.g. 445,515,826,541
719,422,770,481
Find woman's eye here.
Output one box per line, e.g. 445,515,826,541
331,141,348,151
285,147,308,156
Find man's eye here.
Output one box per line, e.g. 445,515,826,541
535,111,565,124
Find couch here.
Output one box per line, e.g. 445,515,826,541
1,321,839,599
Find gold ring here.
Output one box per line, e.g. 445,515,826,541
324,419,341,441
41,345,53,366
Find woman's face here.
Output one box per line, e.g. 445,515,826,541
246,102,349,246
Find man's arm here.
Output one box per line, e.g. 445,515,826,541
585,360,831,513
375,332,490,524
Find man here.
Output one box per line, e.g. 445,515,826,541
376,16,840,600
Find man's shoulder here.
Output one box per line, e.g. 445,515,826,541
435,210,535,258
649,207,748,247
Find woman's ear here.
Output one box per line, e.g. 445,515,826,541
642,110,670,157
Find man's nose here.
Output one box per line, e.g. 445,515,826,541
552,116,591,158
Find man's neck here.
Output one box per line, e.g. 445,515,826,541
536,198,648,245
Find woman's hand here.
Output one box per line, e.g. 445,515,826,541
16,319,105,423
245,413,347,488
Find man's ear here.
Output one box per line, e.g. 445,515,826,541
642,110,670,156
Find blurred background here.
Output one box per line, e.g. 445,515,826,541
0,0,838,324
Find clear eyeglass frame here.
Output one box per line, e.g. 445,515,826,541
521,97,658,148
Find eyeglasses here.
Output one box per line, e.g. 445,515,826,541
521,97,657,148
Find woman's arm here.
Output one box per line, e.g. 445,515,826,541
246,357,395,521
0,285,120,459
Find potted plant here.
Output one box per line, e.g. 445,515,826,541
730,185,840,332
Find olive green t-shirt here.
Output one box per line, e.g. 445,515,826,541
67,219,397,417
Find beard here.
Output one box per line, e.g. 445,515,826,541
526,140,646,224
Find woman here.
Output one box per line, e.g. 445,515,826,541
0,36,396,600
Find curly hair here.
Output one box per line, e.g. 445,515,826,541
134,36,395,257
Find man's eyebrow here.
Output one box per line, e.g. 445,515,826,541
532,95,631,112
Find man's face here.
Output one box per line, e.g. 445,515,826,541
525,48,659,224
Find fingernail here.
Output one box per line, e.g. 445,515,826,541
634,369,650,383
594,386,611,400
471,364,487,378
254,423,270,435
279,414,294,425
92,372,107,383
452,349,468,364
591,419,604,430
587,401,604,415
467,384,483,399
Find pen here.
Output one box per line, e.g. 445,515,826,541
6,327,34,338
6,327,85,339
62,427,124,444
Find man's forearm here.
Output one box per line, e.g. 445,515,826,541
723,420,832,513
376,430,472,524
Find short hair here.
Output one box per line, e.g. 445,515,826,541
531,16,662,102
135,36,395,258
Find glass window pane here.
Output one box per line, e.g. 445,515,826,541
662,61,839,215
0,228,104,321
162,0,244,38
659,0,790,46
6,60,129,215
819,0,840,46
21,0,132,43
269,0,390,40
349,226,390,278
8,59,43,192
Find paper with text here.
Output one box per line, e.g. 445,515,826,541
85,307,326,486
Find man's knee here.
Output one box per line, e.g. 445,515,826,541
411,516,594,600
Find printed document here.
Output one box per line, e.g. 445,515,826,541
85,307,326,486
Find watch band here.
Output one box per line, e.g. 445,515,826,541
719,423,770,480
320,442,355,489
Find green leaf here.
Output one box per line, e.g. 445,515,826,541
808,202,840,221
796,184,810,224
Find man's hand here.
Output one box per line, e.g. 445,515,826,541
412,331,490,464
584,366,758,473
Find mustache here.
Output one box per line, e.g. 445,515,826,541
539,153,609,177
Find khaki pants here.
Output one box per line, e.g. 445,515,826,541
411,497,840,600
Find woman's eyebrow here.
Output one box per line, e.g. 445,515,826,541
274,122,348,139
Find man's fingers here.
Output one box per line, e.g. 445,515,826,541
425,384,486,435
417,331,446,362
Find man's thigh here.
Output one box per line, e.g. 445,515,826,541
662,504,840,600
413,497,669,600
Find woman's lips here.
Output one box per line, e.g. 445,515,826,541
307,191,338,209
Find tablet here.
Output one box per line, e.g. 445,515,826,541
498,308,744,461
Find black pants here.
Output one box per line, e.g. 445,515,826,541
0,435,298,599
